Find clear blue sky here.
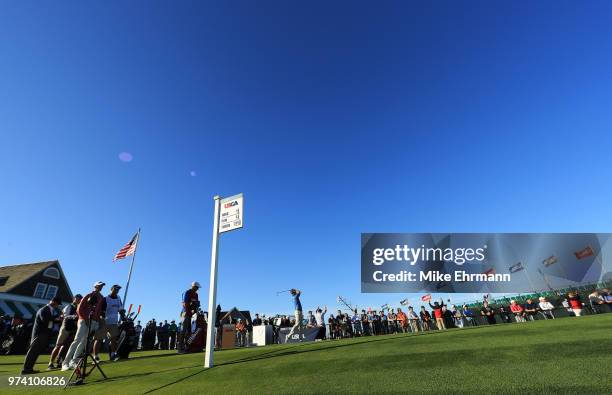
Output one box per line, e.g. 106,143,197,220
2,2,612,323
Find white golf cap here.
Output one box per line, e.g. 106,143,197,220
191,281,201,288
94,281,106,287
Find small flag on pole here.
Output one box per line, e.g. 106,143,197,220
421,294,431,302
574,246,594,260
542,255,557,267
381,303,389,311
113,232,139,261
509,262,524,273
400,299,409,306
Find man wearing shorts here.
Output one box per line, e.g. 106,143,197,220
48,294,82,369
93,284,124,361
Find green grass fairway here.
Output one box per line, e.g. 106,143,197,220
1,314,611,394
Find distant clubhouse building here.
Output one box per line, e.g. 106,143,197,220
0,260,73,319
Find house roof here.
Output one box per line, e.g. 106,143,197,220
219,307,252,323
0,260,59,292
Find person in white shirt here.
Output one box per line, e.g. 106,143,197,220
407,307,420,332
134,321,142,350
314,306,327,340
93,284,124,361
538,297,555,319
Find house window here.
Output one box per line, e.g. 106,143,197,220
33,283,48,299
45,285,59,299
43,267,60,279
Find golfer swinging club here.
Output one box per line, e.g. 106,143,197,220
285,289,304,343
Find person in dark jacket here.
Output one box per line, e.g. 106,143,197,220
22,297,62,374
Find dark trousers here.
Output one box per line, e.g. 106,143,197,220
177,316,191,351
169,333,176,349
23,332,50,372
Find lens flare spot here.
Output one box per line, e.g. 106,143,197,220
118,152,133,162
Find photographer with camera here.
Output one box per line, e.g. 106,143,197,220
177,281,200,353
48,294,82,369
93,284,124,362
62,281,106,371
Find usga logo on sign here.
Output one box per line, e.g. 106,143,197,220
224,201,238,208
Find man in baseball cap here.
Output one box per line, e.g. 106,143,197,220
93,284,124,362
177,281,200,353
62,281,105,370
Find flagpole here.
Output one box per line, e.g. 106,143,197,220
123,228,141,306
205,196,221,369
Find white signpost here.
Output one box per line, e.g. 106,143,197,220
204,193,243,368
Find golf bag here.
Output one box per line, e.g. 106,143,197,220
1,322,33,355
186,311,207,353
116,316,138,359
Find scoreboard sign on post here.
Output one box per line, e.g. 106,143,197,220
205,192,244,369
219,193,243,233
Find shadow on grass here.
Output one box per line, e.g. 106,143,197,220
142,368,209,394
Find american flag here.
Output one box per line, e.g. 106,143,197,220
113,232,139,261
